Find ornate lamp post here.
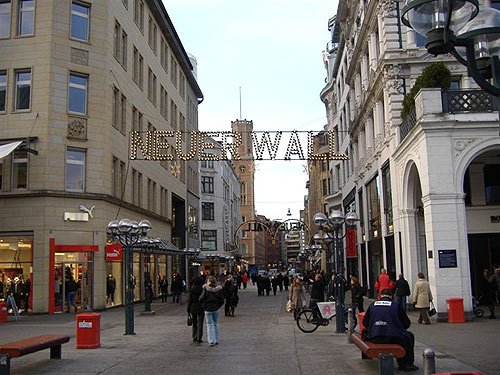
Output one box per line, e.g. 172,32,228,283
313,210,358,333
107,219,151,335
402,0,500,96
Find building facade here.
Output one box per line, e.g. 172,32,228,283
316,0,499,319
0,0,202,313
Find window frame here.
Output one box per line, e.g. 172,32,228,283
65,147,86,192
201,176,214,194
68,71,88,115
0,1,12,39
14,68,31,111
0,70,6,113
202,202,215,221
12,148,28,190
70,1,90,42
17,0,35,37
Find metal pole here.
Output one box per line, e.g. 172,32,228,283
378,354,394,375
347,307,354,343
125,241,135,335
144,252,152,313
335,230,345,333
423,348,436,375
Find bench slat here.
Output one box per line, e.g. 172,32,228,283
351,333,406,359
0,335,70,358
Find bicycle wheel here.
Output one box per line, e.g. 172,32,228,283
296,308,320,333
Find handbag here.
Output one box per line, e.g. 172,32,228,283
187,313,193,326
286,300,293,313
428,301,436,317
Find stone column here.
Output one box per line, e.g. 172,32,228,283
365,117,374,150
369,33,378,71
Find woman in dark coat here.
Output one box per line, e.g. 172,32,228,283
394,274,411,312
481,269,497,319
187,277,205,344
309,274,326,308
350,276,365,313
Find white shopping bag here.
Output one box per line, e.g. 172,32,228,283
317,302,336,319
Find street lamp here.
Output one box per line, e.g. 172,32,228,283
402,0,500,96
313,210,358,333
107,219,151,335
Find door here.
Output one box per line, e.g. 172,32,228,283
54,253,93,312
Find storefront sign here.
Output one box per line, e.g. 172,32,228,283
64,212,89,222
105,244,123,261
346,227,357,258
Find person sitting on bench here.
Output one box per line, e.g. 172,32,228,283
361,288,418,372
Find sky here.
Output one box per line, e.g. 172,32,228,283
164,0,339,221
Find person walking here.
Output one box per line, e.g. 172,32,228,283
223,275,235,317
481,269,497,319
160,275,168,303
375,268,394,299
199,276,224,346
350,276,365,313
187,277,205,345
412,272,433,324
171,273,183,303
65,276,78,313
494,268,500,305
288,276,306,320
241,272,248,290
395,274,411,312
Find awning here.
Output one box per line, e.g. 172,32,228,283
0,141,23,160
198,250,234,261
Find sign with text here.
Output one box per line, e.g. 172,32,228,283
346,227,357,258
105,244,123,261
438,249,457,268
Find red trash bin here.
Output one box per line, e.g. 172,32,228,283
0,301,8,323
76,313,101,349
446,298,465,323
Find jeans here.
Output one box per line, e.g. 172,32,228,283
66,291,77,312
205,310,220,344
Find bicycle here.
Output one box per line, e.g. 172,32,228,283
296,300,357,333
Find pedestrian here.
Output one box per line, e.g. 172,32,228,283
288,275,306,320
241,272,248,289
309,273,326,309
277,272,284,292
264,275,272,296
283,272,290,291
223,275,234,316
494,268,500,305
199,276,224,346
412,272,433,325
362,288,419,372
481,269,497,319
375,268,394,299
160,275,168,303
271,275,279,295
256,274,264,296
395,274,411,312
65,276,78,313
350,276,365,314
171,273,183,303
187,277,205,345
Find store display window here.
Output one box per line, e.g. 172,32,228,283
106,262,122,307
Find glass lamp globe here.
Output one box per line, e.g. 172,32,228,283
118,219,132,233
138,219,152,233
328,210,345,226
345,211,359,227
313,213,328,228
107,220,119,234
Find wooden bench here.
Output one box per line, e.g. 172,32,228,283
351,333,406,359
0,334,70,375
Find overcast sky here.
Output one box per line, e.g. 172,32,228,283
164,0,339,221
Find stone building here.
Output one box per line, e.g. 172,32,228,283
317,0,499,319
0,0,202,313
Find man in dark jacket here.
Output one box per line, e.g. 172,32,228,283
309,273,326,308
394,274,411,311
362,289,418,372
199,277,224,346
187,277,204,344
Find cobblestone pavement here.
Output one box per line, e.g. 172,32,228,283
0,285,498,374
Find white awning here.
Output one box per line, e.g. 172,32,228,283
0,141,23,160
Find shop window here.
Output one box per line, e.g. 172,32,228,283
14,68,31,110
68,72,88,115
17,0,35,36
65,148,86,192
0,1,11,38
12,148,27,189
71,1,89,42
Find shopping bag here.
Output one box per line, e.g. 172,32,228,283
187,313,193,326
428,302,437,317
286,300,293,313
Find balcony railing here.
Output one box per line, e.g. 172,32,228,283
442,90,496,113
400,106,417,142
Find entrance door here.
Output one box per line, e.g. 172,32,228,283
54,254,93,312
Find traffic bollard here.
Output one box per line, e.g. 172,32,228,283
0,353,10,375
378,353,394,375
347,308,354,343
423,348,436,375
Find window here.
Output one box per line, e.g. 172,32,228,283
148,16,156,52
160,187,168,217
0,71,6,112
12,149,27,189
179,74,185,100
18,0,34,36
112,87,126,132
133,46,139,84
202,202,215,220
201,230,216,251
114,21,121,60
65,148,85,192
382,165,393,234
0,1,12,38
112,156,125,198
71,1,89,41
160,86,168,119
132,168,142,206
201,176,214,193
170,56,177,87
484,164,500,205
133,0,143,32
160,38,168,72
241,181,247,204
147,68,156,105
68,72,88,115
188,205,198,239
170,100,177,130
450,77,461,91
132,106,143,132
200,160,214,168
14,68,31,110
120,93,126,132
121,30,127,68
